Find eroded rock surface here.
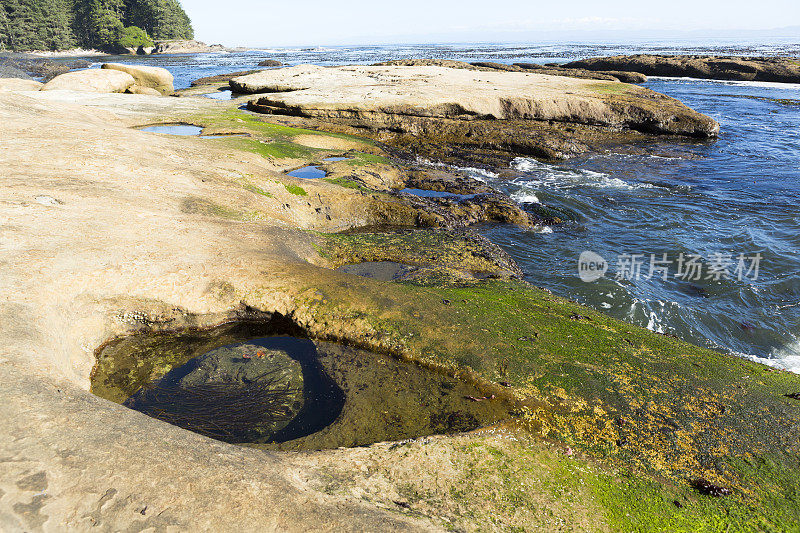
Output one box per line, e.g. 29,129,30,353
233,64,717,162
102,63,174,94
233,65,716,136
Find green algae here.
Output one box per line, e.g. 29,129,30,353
192,107,376,146
284,183,307,196
293,260,800,511
242,182,273,198
220,137,322,160
343,152,394,167
319,229,520,280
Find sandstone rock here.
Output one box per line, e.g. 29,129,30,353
234,65,718,138
0,78,43,92
102,63,175,94
258,59,283,67
154,40,227,54
41,68,136,93
564,54,800,84
126,84,162,96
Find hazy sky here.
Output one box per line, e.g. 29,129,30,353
182,0,800,47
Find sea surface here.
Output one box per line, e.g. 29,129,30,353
86,40,800,372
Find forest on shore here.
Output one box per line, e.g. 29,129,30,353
0,0,193,52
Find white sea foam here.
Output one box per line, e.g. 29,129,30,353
510,190,540,204
460,167,499,182
732,339,800,375
511,157,653,191
414,157,498,183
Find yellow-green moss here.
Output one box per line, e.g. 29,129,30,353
284,183,307,196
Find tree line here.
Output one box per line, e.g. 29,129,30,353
0,0,193,52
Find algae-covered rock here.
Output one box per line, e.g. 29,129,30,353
41,68,136,93
124,342,305,443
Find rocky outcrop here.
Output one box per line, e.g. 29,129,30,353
0,62,34,80
235,65,716,163
0,78,43,92
472,61,616,81
41,68,136,93
509,62,648,83
154,40,227,54
234,65,717,139
565,54,800,83
258,59,284,67
0,57,92,82
102,63,174,94
376,59,647,83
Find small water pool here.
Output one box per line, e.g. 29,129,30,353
336,261,419,281
203,90,234,100
400,188,476,200
322,156,351,162
141,124,203,136
90,322,511,450
287,165,327,179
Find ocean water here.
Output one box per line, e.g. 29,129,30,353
94,41,800,371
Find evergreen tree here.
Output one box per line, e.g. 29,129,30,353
0,7,9,50
1,0,74,50
0,0,192,52
124,0,192,41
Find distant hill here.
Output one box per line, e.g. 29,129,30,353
0,0,193,52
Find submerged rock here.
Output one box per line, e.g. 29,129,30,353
102,63,175,95
565,55,800,84
41,68,136,93
124,343,305,443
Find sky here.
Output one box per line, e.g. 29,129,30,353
181,0,800,47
